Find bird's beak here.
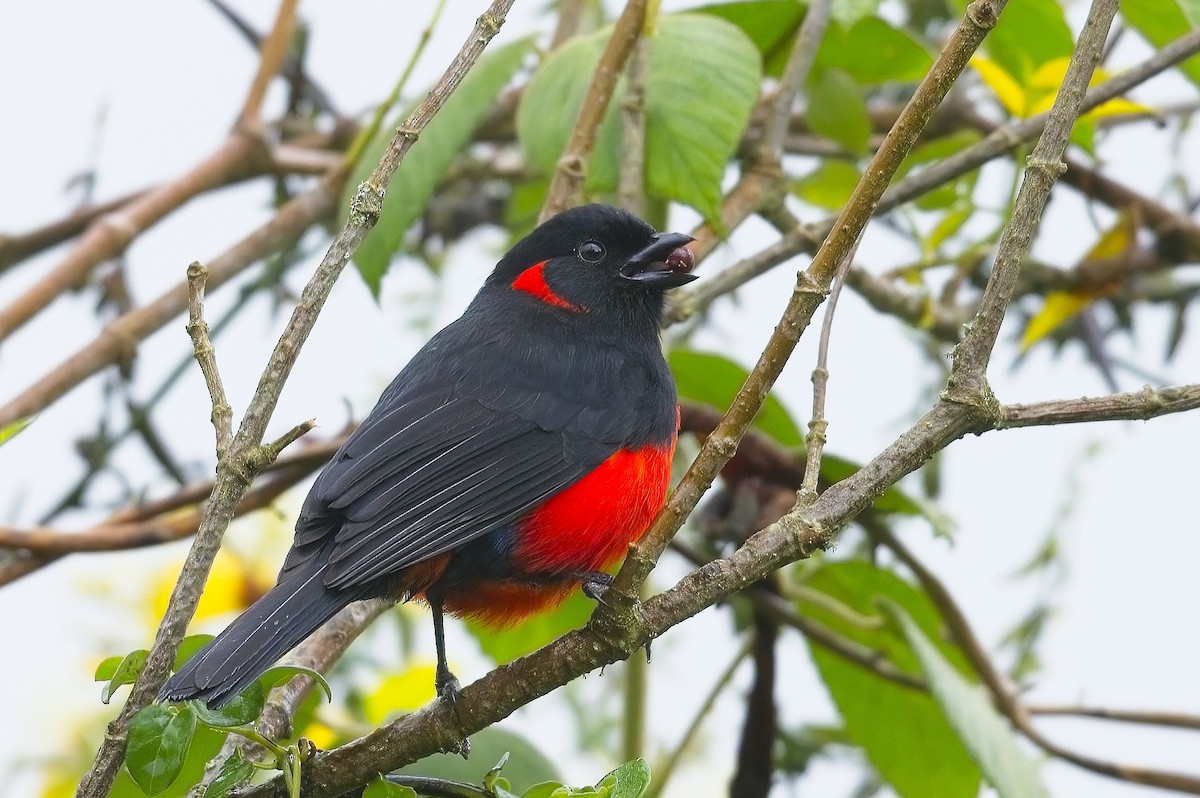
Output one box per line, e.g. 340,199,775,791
620,232,698,289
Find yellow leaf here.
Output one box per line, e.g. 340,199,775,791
1020,291,1093,351
1028,59,1153,119
363,663,439,723
1029,57,1071,92
971,57,1028,117
149,549,264,627
300,720,339,750
1085,210,1137,260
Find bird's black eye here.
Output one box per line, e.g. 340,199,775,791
577,240,606,264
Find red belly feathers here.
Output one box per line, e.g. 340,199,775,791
441,439,675,625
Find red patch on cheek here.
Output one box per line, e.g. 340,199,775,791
512,261,583,312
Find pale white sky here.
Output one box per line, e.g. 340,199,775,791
1,2,1198,798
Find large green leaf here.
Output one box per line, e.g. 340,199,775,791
1122,0,1200,90
518,14,761,219
792,160,862,209
807,68,871,155
124,705,197,797
815,18,932,84
345,37,534,295
803,561,980,798
882,601,1053,798
669,349,803,447
695,1,805,77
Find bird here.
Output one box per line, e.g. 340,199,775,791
160,204,697,709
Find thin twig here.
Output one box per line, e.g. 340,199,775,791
549,0,589,50
237,0,299,125
1027,705,1200,731
0,175,341,429
799,239,863,501
756,0,833,165
617,35,650,217
540,0,648,222
0,0,305,344
186,262,234,456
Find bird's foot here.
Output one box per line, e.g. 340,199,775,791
435,665,462,708
580,571,614,601
435,665,471,758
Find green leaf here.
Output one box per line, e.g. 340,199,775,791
668,350,803,447
193,682,265,728
518,14,761,219
792,160,861,209
518,30,611,179
803,561,980,798
642,15,762,219
363,775,418,798
695,1,805,77
881,601,1053,798
466,591,593,665
95,655,125,681
815,18,932,84
174,634,215,671
0,415,33,447
953,0,1073,83
203,751,255,798
125,704,197,796
346,37,534,295
596,759,651,798
101,649,149,703
807,68,871,156
394,727,559,793
832,0,883,25
1121,0,1200,90
259,664,334,701
924,203,974,255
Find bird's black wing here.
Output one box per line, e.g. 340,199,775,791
282,386,618,590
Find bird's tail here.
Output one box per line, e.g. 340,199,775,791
159,565,350,708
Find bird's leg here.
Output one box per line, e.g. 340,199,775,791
430,596,471,757
430,598,461,705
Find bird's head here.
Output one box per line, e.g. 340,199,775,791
486,204,696,328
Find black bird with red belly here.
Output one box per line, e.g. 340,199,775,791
161,204,697,708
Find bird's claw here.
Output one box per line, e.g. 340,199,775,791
581,571,614,601
435,668,471,757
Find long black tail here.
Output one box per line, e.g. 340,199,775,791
160,564,352,708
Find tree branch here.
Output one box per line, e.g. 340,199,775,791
73,6,516,796
540,0,647,222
